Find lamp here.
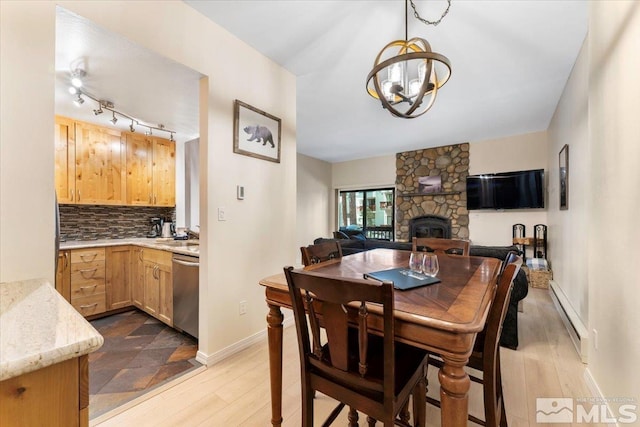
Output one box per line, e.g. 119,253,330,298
70,69,86,88
366,0,451,119
110,111,118,125
73,94,85,106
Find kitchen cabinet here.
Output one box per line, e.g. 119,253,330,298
54,116,76,203
0,355,89,427
125,132,175,207
74,121,126,205
142,248,173,326
56,250,71,302
131,247,145,309
70,248,106,317
105,246,132,310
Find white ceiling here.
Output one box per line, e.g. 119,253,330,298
186,0,587,162
55,8,202,143
55,1,588,161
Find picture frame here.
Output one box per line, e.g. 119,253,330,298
233,100,281,163
418,175,443,194
559,144,569,210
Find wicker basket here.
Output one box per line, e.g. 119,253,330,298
526,267,552,289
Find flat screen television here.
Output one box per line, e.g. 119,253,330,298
466,169,545,210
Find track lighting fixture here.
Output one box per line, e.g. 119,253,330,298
73,94,85,106
67,67,176,140
170,133,174,142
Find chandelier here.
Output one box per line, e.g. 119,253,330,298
366,0,452,119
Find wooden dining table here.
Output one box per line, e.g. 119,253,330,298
260,248,501,427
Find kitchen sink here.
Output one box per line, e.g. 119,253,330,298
156,240,199,247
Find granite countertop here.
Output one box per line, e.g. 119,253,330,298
60,237,199,257
0,278,104,381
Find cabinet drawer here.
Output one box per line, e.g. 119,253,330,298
71,281,106,299
71,260,105,286
71,248,106,264
143,248,172,267
71,293,106,316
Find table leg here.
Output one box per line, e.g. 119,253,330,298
267,303,284,427
438,354,471,427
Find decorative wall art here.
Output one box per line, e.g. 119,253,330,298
233,100,281,163
559,144,569,210
418,175,443,194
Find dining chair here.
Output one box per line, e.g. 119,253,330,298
411,237,470,256
300,241,343,266
426,255,522,427
284,266,428,427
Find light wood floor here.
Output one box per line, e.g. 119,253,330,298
93,288,600,426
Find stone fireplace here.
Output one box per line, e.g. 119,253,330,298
395,143,470,241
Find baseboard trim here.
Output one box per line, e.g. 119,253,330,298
549,280,589,363
584,369,618,427
196,317,294,366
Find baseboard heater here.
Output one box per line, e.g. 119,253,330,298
549,280,589,363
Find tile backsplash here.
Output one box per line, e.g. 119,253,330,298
59,205,176,241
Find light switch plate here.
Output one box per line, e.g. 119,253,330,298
237,185,245,200
217,207,226,221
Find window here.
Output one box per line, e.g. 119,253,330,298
337,188,395,240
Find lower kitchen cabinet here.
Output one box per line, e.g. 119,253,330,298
131,247,145,309
0,355,89,427
56,250,71,302
105,246,132,310
70,248,106,317
142,248,173,326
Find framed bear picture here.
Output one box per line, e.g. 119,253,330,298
233,100,281,163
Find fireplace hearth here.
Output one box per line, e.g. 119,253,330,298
409,214,452,239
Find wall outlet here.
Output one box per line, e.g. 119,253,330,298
592,329,598,350
239,300,247,315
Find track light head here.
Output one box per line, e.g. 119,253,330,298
110,112,118,124
170,133,175,142
130,121,135,133
71,69,86,88
68,86,78,95
93,106,103,115
73,94,85,106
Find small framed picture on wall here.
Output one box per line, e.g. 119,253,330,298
233,100,281,163
559,144,569,210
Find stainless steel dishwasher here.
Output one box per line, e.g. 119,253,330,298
172,253,199,339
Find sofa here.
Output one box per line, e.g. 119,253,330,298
313,236,528,349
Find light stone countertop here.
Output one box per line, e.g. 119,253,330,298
0,278,104,381
60,237,199,257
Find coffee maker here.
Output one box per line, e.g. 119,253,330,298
148,217,163,238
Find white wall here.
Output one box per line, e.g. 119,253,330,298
547,39,589,326
296,154,332,262
587,0,640,405
331,154,396,231
468,132,549,247
1,1,297,362
184,138,200,230
0,2,57,283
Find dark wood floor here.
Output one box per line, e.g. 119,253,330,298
88,309,200,419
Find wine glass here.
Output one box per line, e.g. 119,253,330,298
409,251,424,274
422,253,439,277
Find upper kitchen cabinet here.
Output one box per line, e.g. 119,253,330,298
75,121,126,205
125,132,175,207
54,116,76,203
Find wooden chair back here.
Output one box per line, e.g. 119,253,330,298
284,266,397,424
426,255,522,427
412,237,470,256
300,241,343,266
479,255,522,427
